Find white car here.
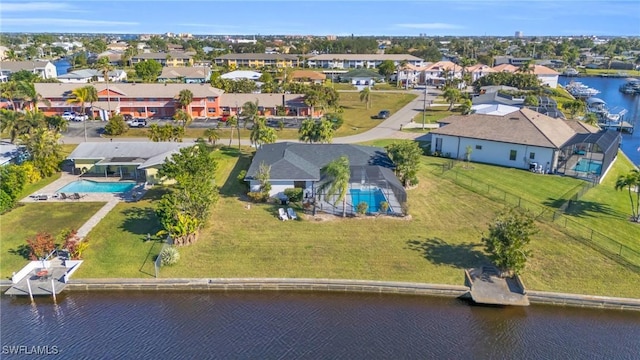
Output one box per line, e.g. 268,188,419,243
127,118,148,128
73,114,89,122
61,111,75,121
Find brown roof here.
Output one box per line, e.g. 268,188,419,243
492,64,519,72
290,70,326,80
432,108,580,149
220,93,307,108
467,64,496,73
159,66,210,79
532,64,559,75
308,54,423,61
132,52,193,60
215,53,299,61
35,83,224,99
0,60,52,72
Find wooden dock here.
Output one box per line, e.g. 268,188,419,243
4,259,69,297
465,267,529,306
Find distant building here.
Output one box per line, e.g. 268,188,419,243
58,69,127,84
130,52,194,67
214,53,299,68
515,31,523,38
0,60,57,80
157,66,211,83
307,54,424,69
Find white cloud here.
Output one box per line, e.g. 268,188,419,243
2,18,138,27
396,23,463,30
0,2,74,12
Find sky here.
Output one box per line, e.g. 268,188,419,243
0,0,639,37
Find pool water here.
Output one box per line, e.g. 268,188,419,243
58,180,136,193
573,159,602,174
350,188,388,213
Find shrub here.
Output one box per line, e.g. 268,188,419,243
356,201,369,215
379,201,389,213
60,229,88,260
104,114,128,136
0,164,27,202
21,161,42,184
284,188,303,203
247,191,269,203
26,232,56,260
0,189,14,214
401,202,410,216
237,169,247,187
160,246,180,266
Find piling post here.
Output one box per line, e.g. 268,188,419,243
26,278,34,302
51,279,56,303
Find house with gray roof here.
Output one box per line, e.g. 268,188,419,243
431,108,619,181
0,60,57,80
58,69,127,84
245,143,406,215
158,66,211,83
67,142,193,184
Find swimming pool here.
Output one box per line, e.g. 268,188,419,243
58,180,136,193
573,159,602,174
350,188,389,213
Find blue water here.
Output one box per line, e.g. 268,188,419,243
573,159,602,174
53,59,72,76
350,188,388,213
58,180,136,193
559,76,640,166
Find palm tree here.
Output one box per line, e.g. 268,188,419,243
615,170,640,222
443,87,461,111
319,156,351,218
83,85,98,118
459,99,473,115
204,128,220,145
227,115,237,147
583,113,599,127
66,86,90,141
16,81,50,111
298,119,316,143
0,109,24,143
517,59,535,74
359,87,371,109
1,82,19,111
177,89,193,111
173,109,193,129
250,117,277,149
95,57,114,115
562,100,585,119
22,109,45,134
242,100,259,129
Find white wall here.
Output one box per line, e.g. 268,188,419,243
538,74,558,88
432,135,556,170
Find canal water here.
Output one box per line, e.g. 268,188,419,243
559,75,640,166
2,292,639,358
53,59,72,76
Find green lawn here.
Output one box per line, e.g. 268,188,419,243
73,145,640,298
411,107,455,124
582,69,640,77
336,92,417,137
0,202,105,279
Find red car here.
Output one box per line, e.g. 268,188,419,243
220,115,229,122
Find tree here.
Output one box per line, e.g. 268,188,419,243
459,99,473,115
482,207,538,276
22,109,46,135
443,87,461,111
250,117,277,149
377,60,396,82
104,114,128,136
19,128,63,177
147,124,183,142
83,85,98,118
204,128,220,145
517,59,535,74
385,141,421,187
583,112,599,127
359,87,371,109
242,100,259,128
177,89,193,112
0,109,24,143
524,95,539,107
26,232,56,260
44,115,68,134
134,60,162,82
298,119,316,143
255,161,272,198
16,81,49,110
319,156,351,217
0,164,27,205
66,86,90,141
173,109,193,129
562,100,585,119
615,170,640,222
94,57,114,113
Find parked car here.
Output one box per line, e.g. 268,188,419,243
73,114,88,122
61,111,75,121
127,118,147,128
373,110,390,119
122,114,133,121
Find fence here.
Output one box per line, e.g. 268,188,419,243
154,240,171,278
440,164,640,268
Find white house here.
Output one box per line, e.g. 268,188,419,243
0,60,57,79
220,70,262,81
430,108,616,178
58,69,127,84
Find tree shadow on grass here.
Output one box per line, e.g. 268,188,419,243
9,244,32,260
121,207,162,238
543,198,618,219
406,237,488,269
219,150,253,199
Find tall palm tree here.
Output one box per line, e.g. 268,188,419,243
0,109,24,143
359,87,371,109
242,100,259,129
1,82,19,111
204,128,220,145
517,59,535,74
615,170,640,222
443,87,461,111
66,86,90,141
16,81,50,111
177,89,193,117
22,109,45,134
83,85,98,118
319,156,351,218
583,113,600,127
95,57,114,115
227,115,237,147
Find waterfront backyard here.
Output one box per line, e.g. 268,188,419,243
65,145,640,298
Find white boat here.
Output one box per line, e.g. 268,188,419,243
563,68,580,76
565,81,600,97
619,79,640,95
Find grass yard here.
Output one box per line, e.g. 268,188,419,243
582,69,640,77
336,92,417,137
0,202,105,279
411,107,455,124
74,144,640,297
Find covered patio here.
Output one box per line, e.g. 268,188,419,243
79,157,146,181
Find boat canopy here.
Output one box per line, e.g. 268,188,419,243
586,97,606,105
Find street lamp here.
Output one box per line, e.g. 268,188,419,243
422,85,427,130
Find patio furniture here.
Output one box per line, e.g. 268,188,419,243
59,193,69,200
287,207,298,220
278,208,288,221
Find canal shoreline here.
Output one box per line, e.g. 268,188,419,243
3,278,639,311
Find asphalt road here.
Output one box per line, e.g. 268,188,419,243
60,87,439,145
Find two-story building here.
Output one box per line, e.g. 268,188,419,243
58,69,127,84
157,66,211,83
306,54,424,69
35,83,223,120
0,60,57,80
130,52,194,67
214,53,299,68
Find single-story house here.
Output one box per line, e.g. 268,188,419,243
245,142,407,215
431,108,619,182
0,60,57,79
343,69,383,90
66,142,193,184
285,70,326,85
0,141,26,166
220,70,262,81
58,69,127,84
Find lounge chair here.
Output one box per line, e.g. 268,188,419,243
287,207,297,220
36,194,48,201
278,208,288,221
59,193,69,200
